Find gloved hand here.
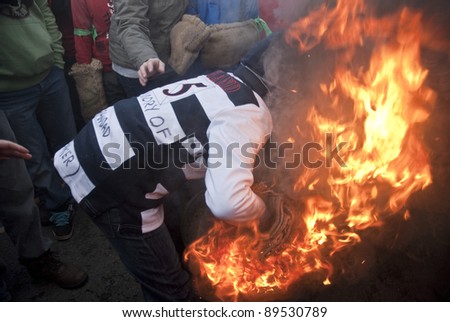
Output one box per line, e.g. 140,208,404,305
253,183,302,259
169,14,211,75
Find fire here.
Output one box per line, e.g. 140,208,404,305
184,0,437,301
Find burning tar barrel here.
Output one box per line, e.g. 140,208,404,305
181,184,307,301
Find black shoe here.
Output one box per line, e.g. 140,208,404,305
49,203,75,241
22,251,88,289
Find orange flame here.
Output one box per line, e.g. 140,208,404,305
184,0,437,301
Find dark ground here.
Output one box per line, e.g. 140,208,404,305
0,208,143,301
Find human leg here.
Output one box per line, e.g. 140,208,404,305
103,71,127,106
0,68,77,240
92,207,193,301
0,111,87,289
36,66,77,153
0,186,83,289
0,78,73,212
64,59,85,132
0,111,51,258
0,184,51,259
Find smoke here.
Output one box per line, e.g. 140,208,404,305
264,0,321,30
255,0,450,196
256,30,339,198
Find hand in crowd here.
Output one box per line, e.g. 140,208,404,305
0,139,32,160
138,58,165,86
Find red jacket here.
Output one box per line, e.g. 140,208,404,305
71,0,112,72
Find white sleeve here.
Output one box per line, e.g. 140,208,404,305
204,95,272,224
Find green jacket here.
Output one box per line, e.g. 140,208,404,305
109,0,187,70
0,0,64,92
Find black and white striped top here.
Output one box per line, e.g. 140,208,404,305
54,71,272,233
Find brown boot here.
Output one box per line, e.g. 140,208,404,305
22,251,88,289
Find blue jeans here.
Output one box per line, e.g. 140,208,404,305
92,208,193,301
0,66,76,210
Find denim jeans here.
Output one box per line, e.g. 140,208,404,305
92,208,193,301
0,66,76,210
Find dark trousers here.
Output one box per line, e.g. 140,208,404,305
103,71,127,106
0,111,52,301
92,208,193,301
0,111,52,260
0,66,76,211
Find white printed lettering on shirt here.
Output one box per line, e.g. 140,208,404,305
138,94,186,145
93,107,135,169
55,141,95,203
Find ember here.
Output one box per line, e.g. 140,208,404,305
184,0,444,301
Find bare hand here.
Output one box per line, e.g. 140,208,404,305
138,58,165,86
0,139,32,160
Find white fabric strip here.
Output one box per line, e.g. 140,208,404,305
138,91,186,145
92,106,135,170
54,140,95,203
